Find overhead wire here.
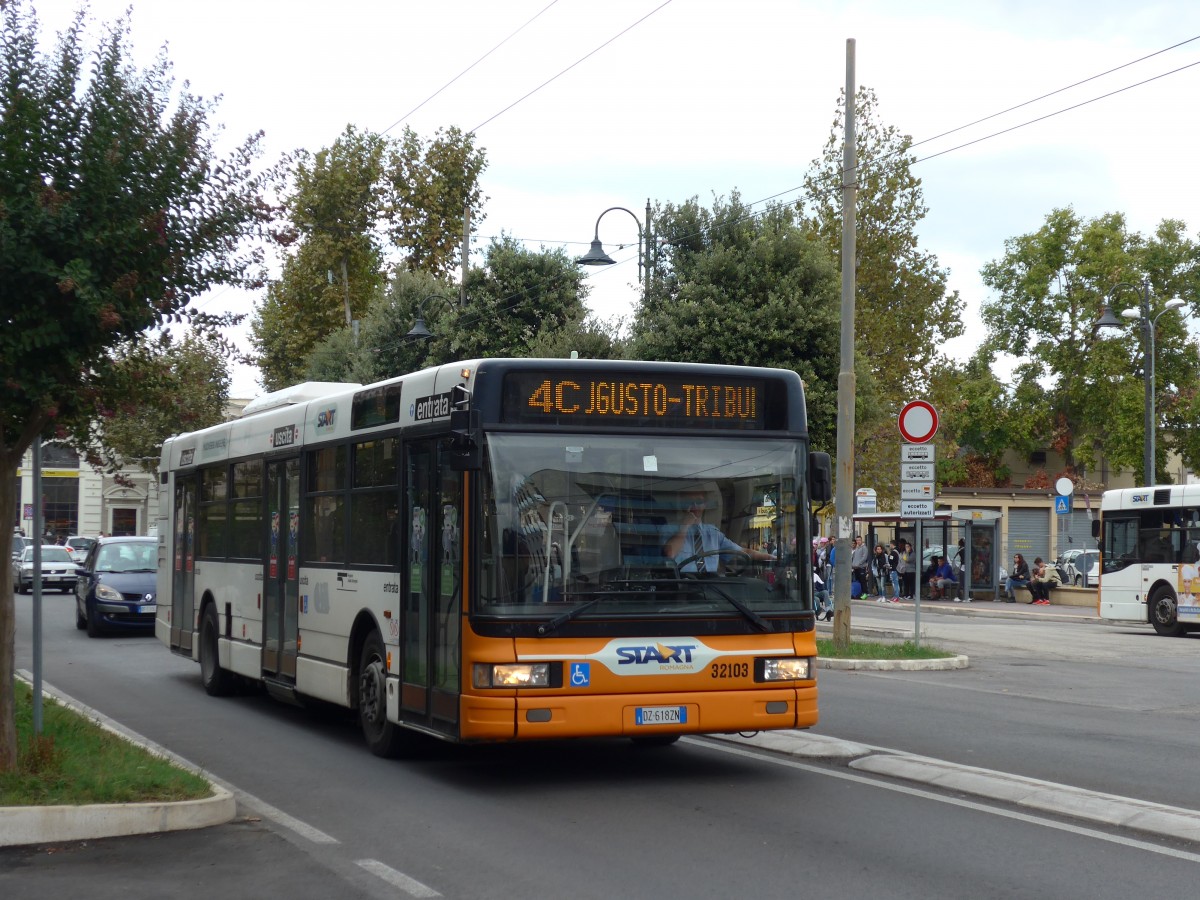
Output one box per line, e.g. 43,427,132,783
378,0,564,136
563,38,1200,265
470,0,675,133
269,20,1200,365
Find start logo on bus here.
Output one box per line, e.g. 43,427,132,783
522,637,794,678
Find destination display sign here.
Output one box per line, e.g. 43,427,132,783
501,373,769,429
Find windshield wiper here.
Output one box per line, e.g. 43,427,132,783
703,584,774,632
536,597,608,636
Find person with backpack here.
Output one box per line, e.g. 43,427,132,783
870,543,896,603
886,542,902,600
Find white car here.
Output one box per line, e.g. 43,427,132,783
64,535,97,564
1062,549,1101,587
12,545,78,594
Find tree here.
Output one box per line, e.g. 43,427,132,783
0,3,271,771
251,126,389,390
94,331,233,474
629,193,843,453
253,236,384,390
388,126,487,279
801,87,965,503
305,237,595,384
252,125,487,390
979,208,1200,480
804,87,964,397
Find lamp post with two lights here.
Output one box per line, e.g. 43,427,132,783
1096,281,1188,485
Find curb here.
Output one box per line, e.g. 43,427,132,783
0,784,236,847
710,731,1200,845
817,654,969,671
3,672,236,848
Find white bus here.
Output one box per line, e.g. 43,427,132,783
1095,485,1200,636
156,358,832,756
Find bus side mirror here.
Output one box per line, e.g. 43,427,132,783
448,408,481,471
1091,519,1100,539
809,452,832,503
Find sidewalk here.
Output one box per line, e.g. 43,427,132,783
852,594,1102,624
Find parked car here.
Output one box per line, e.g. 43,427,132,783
64,535,97,564
1062,549,1101,587
1055,548,1086,583
75,536,159,637
12,545,77,593
11,533,31,560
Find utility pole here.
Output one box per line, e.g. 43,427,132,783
832,39,857,649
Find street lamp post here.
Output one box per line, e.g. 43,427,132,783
405,293,459,340
576,199,653,299
1098,281,1187,485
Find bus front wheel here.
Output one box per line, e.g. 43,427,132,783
1149,588,1186,638
200,604,237,696
357,630,411,758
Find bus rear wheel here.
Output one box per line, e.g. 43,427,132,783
1149,587,1186,637
357,630,412,758
200,604,237,696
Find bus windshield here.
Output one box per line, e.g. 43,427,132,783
479,433,805,622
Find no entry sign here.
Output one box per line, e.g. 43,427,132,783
898,400,938,444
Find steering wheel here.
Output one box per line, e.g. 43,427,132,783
675,549,752,576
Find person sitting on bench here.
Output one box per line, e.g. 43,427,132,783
928,555,959,600
1028,556,1060,605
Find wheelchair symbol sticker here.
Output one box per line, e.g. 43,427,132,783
569,662,591,687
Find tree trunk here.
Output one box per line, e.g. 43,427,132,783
0,453,18,771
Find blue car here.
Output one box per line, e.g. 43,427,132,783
75,536,159,637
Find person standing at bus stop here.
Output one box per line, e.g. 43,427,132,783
896,540,914,600
850,535,869,597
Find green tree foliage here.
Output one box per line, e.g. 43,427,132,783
979,208,1200,480
929,353,1037,489
253,238,384,390
305,238,594,383
252,125,487,390
629,193,842,453
0,2,271,770
801,87,964,502
388,126,487,278
94,332,232,474
804,87,964,399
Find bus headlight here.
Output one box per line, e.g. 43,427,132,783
757,657,812,682
473,663,550,689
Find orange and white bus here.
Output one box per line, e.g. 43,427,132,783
156,358,832,756
1095,485,1200,637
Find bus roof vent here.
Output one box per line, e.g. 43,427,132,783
1154,488,1173,505
241,381,362,417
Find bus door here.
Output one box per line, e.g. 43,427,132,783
171,475,198,654
402,441,463,737
263,457,301,680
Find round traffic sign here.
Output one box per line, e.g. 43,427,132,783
898,400,938,444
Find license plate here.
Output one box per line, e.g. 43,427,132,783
635,706,686,726
138,604,157,614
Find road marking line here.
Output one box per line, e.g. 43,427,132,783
690,738,1200,863
357,859,442,897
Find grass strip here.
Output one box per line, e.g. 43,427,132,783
1,679,212,807
816,638,955,660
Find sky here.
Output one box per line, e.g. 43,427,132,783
36,0,1200,398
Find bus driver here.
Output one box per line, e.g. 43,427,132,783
663,490,776,574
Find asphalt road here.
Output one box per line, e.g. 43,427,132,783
5,593,1200,898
